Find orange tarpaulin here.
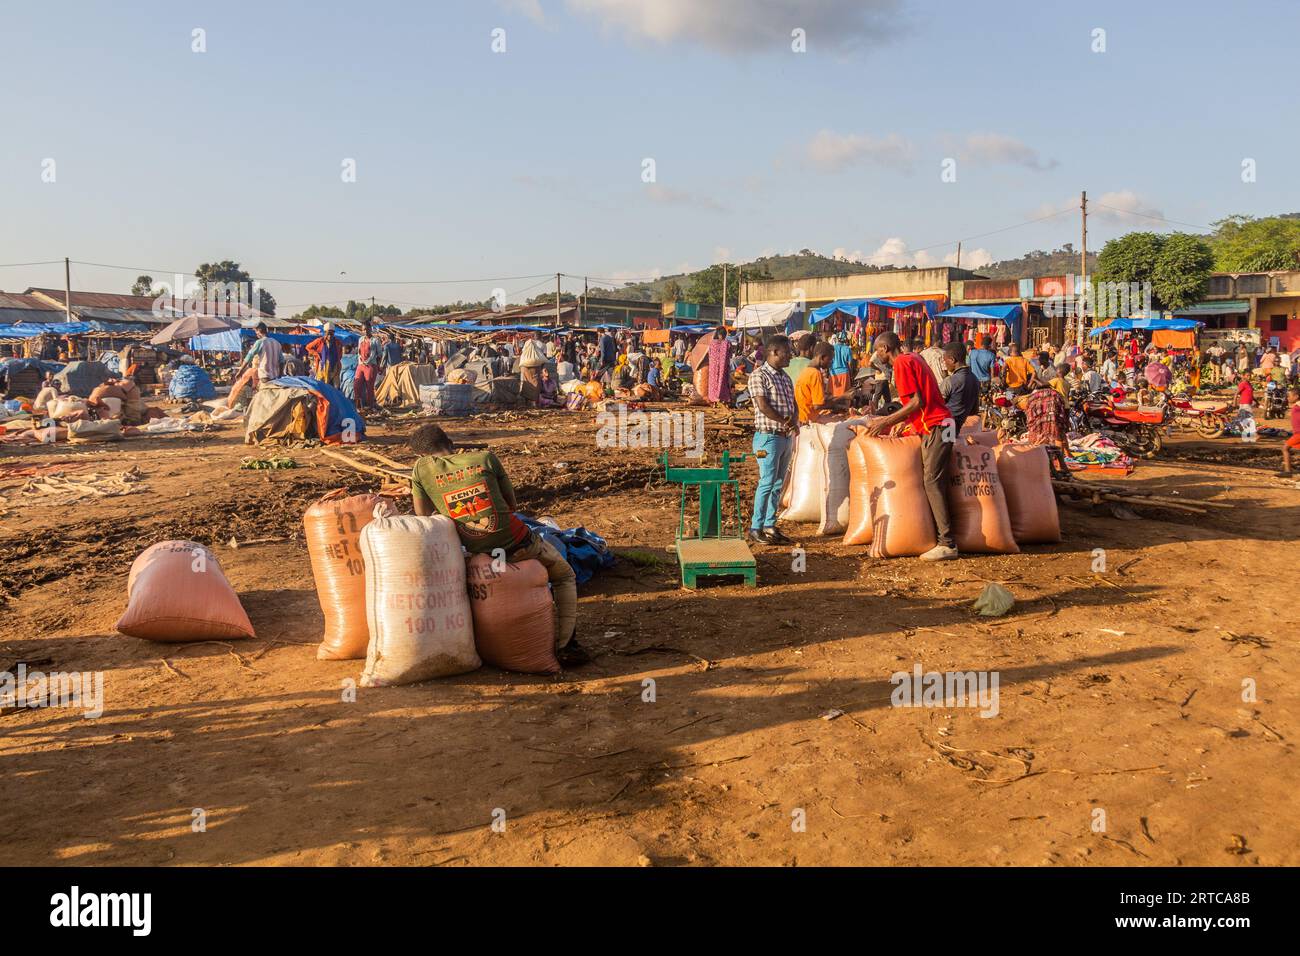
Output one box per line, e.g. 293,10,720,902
642,329,671,344
1152,329,1196,349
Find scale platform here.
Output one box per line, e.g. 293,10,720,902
676,537,756,589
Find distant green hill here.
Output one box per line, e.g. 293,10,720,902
589,247,1094,303
976,245,1098,279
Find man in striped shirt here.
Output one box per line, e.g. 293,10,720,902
747,335,798,545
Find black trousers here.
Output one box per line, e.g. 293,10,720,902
921,428,955,549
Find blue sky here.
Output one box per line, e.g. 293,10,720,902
2,0,1297,313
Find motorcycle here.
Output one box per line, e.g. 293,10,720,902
1264,380,1289,420
1163,395,1232,439
983,391,1026,438
1072,388,1171,458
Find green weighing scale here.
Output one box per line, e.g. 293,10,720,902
658,448,764,589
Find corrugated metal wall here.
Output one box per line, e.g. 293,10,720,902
962,280,1020,300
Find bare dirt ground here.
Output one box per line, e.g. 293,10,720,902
1,402,1297,867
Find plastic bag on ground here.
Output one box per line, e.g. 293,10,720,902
842,431,937,557
947,441,1019,554
305,494,392,660
359,514,479,686
466,554,559,674
116,541,255,641
973,582,1015,617
995,443,1062,544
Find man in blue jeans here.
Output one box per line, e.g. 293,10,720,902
746,335,798,545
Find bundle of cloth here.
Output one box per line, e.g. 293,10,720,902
516,515,615,585
1066,433,1135,474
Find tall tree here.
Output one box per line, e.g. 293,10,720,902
1211,215,1300,272
193,259,276,315
686,263,773,308
130,275,155,297
1152,233,1215,311
1093,232,1166,289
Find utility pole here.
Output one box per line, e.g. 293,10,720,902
583,276,588,326
1079,190,1088,349
64,257,72,321
955,242,962,270
556,273,562,328
721,263,728,318
371,295,376,321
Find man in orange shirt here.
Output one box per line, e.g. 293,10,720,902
794,343,841,424
1001,343,1037,395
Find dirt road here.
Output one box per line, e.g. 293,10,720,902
1,408,1296,866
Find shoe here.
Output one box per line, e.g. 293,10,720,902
1277,470,1295,479
919,545,960,562
556,637,591,667
764,528,795,546
746,529,770,545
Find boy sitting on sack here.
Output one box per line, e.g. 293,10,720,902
408,424,586,665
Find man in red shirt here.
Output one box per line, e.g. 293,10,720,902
863,331,959,561
1237,376,1255,415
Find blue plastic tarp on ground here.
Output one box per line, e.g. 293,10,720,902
2,358,65,375
516,515,616,586
168,364,217,400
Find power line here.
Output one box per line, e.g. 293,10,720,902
906,207,1077,255
0,260,64,269
1088,202,1212,232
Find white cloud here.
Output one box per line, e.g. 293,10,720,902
713,246,732,263
955,133,1058,171
501,0,546,21
950,246,993,269
806,130,916,173
563,0,907,53
835,238,992,270
644,183,729,212
1035,190,1165,226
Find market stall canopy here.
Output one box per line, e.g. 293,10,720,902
810,298,940,325
1088,317,1204,336
934,304,1024,323
189,328,362,351
151,313,240,345
733,302,800,330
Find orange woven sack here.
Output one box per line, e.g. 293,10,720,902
995,443,1062,544
116,540,255,641
842,432,937,557
305,493,391,660
466,554,559,674
947,441,1019,554
690,366,710,405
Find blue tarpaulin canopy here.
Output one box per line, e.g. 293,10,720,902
934,304,1023,323
810,298,939,325
0,320,151,336
189,328,362,351
1089,317,1204,335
